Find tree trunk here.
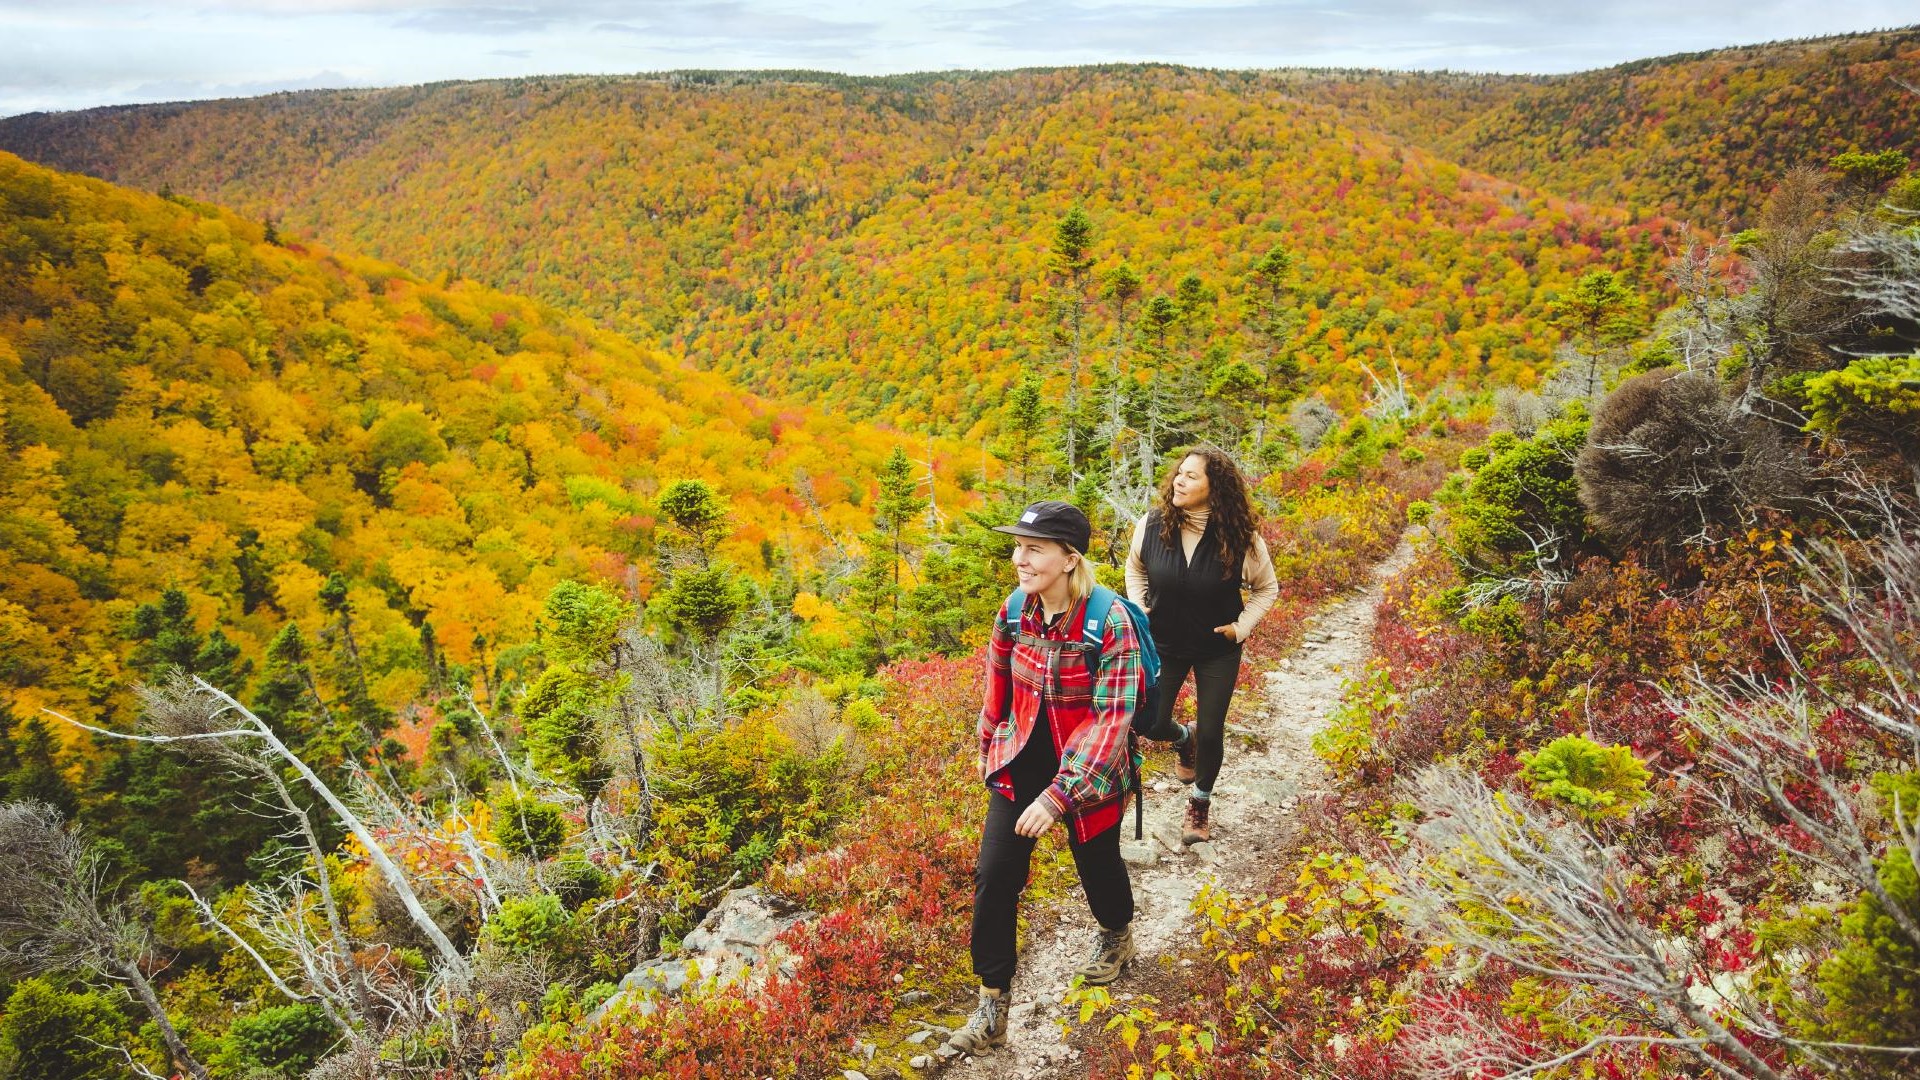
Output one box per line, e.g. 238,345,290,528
196,680,471,980
117,958,213,1080
266,770,373,1021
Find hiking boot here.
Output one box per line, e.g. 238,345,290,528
1174,723,1197,783
1073,925,1135,986
1181,797,1212,846
942,987,1008,1055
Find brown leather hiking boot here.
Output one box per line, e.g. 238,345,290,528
1174,723,1196,783
1073,925,1135,986
941,987,1008,1055
1181,797,1212,845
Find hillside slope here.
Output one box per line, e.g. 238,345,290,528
0,67,1674,431
0,150,928,728
1419,27,1920,227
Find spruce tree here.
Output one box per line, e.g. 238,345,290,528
317,573,389,759
873,446,924,593
9,714,76,818
1049,207,1096,476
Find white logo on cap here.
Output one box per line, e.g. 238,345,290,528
1020,511,1038,523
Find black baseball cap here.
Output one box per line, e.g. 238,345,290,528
992,500,1091,554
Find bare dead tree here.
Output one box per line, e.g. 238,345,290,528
1678,676,1920,952
1395,765,1790,1080
1658,230,1776,383
1456,524,1577,610
1361,350,1413,421
302,955,552,1080
1827,227,1920,327
124,693,379,1028
1740,167,1852,399
920,432,945,534
49,673,469,979
790,468,856,573
0,802,212,1080
617,628,712,741
1642,498,1920,1073
1408,983,1735,1079
1788,506,1920,738
1724,508,1920,905
1577,369,1817,553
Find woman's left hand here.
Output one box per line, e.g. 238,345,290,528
1014,800,1059,838
1213,623,1240,642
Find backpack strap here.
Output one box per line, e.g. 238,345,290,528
1006,588,1105,654
1084,587,1145,841
1001,588,1025,628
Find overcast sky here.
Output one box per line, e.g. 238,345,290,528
1,1,1912,117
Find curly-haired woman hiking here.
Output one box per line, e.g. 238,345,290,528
942,499,1149,1057
1127,447,1278,846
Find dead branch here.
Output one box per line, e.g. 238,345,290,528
0,802,213,1080
1396,765,1790,1080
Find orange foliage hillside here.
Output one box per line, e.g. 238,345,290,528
0,65,1692,431
1241,29,1920,228
0,151,951,725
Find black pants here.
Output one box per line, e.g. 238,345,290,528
1138,645,1242,794
970,713,1133,992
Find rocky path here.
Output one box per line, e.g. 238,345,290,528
921,539,1414,1080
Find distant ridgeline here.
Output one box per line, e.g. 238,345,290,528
1,33,1913,434
0,65,1669,430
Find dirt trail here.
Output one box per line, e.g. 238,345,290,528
923,539,1414,1080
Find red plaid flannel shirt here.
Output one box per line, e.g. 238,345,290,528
978,590,1147,842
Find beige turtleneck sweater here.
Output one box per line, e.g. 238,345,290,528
1124,507,1280,643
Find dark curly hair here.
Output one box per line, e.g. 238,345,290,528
1156,446,1259,578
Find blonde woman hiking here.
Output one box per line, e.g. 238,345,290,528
942,499,1150,1056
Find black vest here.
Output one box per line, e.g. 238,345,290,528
1140,510,1244,659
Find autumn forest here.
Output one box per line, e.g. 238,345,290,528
0,23,1917,1080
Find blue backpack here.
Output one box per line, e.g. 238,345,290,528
1000,584,1163,839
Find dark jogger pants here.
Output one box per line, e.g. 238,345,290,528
969,788,1133,992
1138,644,1242,794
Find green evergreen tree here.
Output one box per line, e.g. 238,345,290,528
903,495,1027,656
1048,207,1096,476
9,714,77,818
220,1003,335,1077
1549,269,1644,403
1246,245,1307,434
251,624,329,756
656,479,729,568
125,588,253,697
998,375,1046,493
316,573,389,759
650,478,749,706
522,581,637,811
0,698,18,801
1830,148,1908,202
1103,262,1143,383
654,566,746,646
842,447,929,668
126,588,199,676
0,978,131,1080
1174,272,1214,356
521,665,616,809
873,446,924,594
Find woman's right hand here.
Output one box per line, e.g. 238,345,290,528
1013,800,1059,838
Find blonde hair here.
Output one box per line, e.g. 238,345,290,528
1064,546,1097,601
